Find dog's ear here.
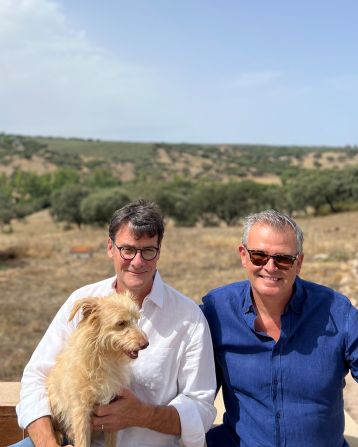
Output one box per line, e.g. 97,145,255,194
69,297,98,322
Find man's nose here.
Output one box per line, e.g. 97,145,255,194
130,251,145,265
264,257,278,271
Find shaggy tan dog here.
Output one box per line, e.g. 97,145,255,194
47,292,149,447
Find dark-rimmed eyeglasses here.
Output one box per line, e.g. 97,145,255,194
244,245,298,270
112,241,160,261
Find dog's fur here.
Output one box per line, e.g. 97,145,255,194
47,291,149,447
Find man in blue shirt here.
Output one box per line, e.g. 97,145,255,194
201,209,358,447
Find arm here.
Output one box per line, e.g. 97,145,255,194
27,417,61,447
169,312,217,445
16,297,77,431
200,299,222,396
346,302,358,382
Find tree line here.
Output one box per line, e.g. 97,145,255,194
0,166,357,229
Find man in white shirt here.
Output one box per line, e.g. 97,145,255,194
14,199,216,447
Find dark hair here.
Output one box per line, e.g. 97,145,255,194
242,209,304,253
109,199,165,245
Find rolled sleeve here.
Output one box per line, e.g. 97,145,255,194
170,394,207,447
17,383,52,429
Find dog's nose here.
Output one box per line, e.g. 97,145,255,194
141,340,149,350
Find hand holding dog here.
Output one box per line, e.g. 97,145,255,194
92,388,151,432
92,388,181,436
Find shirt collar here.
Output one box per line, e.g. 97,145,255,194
144,270,164,308
111,270,164,308
242,281,255,314
241,277,305,315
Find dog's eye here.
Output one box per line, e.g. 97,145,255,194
116,321,127,328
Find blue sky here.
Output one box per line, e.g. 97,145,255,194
1,0,357,146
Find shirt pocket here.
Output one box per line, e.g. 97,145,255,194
131,347,177,404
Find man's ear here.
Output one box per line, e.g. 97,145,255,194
238,245,248,267
156,244,161,261
296,253,304,274
107,237,114,259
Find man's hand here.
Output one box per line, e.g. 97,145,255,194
92,388,147,431
92,388,181,435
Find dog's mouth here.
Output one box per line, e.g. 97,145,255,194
124,340,149,359
126,350,140,359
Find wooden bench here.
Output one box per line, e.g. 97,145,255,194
0,382,26,447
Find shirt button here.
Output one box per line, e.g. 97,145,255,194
276,412,281,419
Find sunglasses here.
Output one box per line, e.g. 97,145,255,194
244,245,298,270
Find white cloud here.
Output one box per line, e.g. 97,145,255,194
0,0,163,139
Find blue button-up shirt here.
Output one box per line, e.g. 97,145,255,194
201,277,358,447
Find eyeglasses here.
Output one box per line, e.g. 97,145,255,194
112,241,160,261
244,245,298,270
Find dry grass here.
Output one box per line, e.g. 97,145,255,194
0,210,357,419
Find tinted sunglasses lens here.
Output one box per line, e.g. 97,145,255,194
250,253,269,266
248,251,295,268
274,255,295,267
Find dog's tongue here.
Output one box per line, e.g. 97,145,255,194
128,351,139,359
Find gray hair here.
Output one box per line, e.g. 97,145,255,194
109,199,165,245
242,209,304,253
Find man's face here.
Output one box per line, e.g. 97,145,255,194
107,223,160,304
238,223,304,303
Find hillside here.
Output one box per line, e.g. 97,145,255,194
1,133,358,184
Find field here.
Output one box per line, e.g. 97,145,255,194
0,210,357,421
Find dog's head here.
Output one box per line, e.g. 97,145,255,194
69,292,149,360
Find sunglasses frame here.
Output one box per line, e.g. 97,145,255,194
243,245,298,269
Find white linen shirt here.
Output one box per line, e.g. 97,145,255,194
16,271,216,447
